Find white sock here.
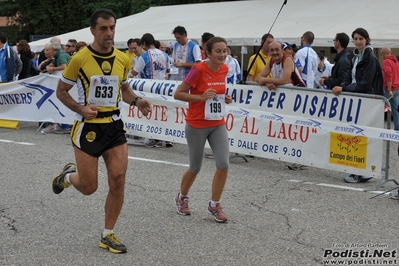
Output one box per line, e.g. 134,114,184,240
65,173,71,184
210,200,219,207
103,229,113,237
179,193,187,199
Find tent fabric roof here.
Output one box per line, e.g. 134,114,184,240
28,0,399,52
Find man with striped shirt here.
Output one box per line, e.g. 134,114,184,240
295,31,318,88
170,26,201,81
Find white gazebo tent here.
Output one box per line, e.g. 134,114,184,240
28,0,399,52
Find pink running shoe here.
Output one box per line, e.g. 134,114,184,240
208,202,228,223
175,193,190,215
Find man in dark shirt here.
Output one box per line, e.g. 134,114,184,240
319,32,350,89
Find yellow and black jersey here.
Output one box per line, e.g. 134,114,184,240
61,46,132,123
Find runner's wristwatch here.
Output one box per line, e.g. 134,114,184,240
131,96,142,106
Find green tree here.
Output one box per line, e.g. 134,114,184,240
0,0,88,44
0,0,134,44
0,0,235,44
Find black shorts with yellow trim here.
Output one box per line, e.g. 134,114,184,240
71,119,127,158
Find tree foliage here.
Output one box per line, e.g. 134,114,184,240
0,0,235,44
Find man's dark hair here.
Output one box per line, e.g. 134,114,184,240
132,38,142,46
68,39,77,46
155,40,160,49
261,33,274,42
302,31,315,44
90,8,116,29
335,32,350,48
201,32,214,44
0,32,7,44
172,26,187,35
141,33,155,47
127,38,134,46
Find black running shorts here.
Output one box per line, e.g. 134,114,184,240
71,119,127,157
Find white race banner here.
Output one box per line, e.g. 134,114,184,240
0,73,76,123
0,74,387,177
125,79,385,177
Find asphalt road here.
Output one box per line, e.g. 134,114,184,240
1,122,398,266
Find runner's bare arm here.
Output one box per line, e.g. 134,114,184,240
121,83,151,116
56,80,99,119
174,81,216,102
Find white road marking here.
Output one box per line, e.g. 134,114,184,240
0,139,35,145
127,158,394,196
15,142,35,145
128,156,189,167
288,179,389,195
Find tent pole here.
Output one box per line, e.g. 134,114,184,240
241,0,288,84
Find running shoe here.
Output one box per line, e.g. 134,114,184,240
54,127,71,134
145,139,161,147
207,202,228,223
40,123,59,134
288,163,308,170
155,141,163,148
52,163,76,194
99,232,127,254
175,193,190,215
389,191,399,200
344,174,372,183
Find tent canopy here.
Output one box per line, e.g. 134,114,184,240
28,0,399,52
